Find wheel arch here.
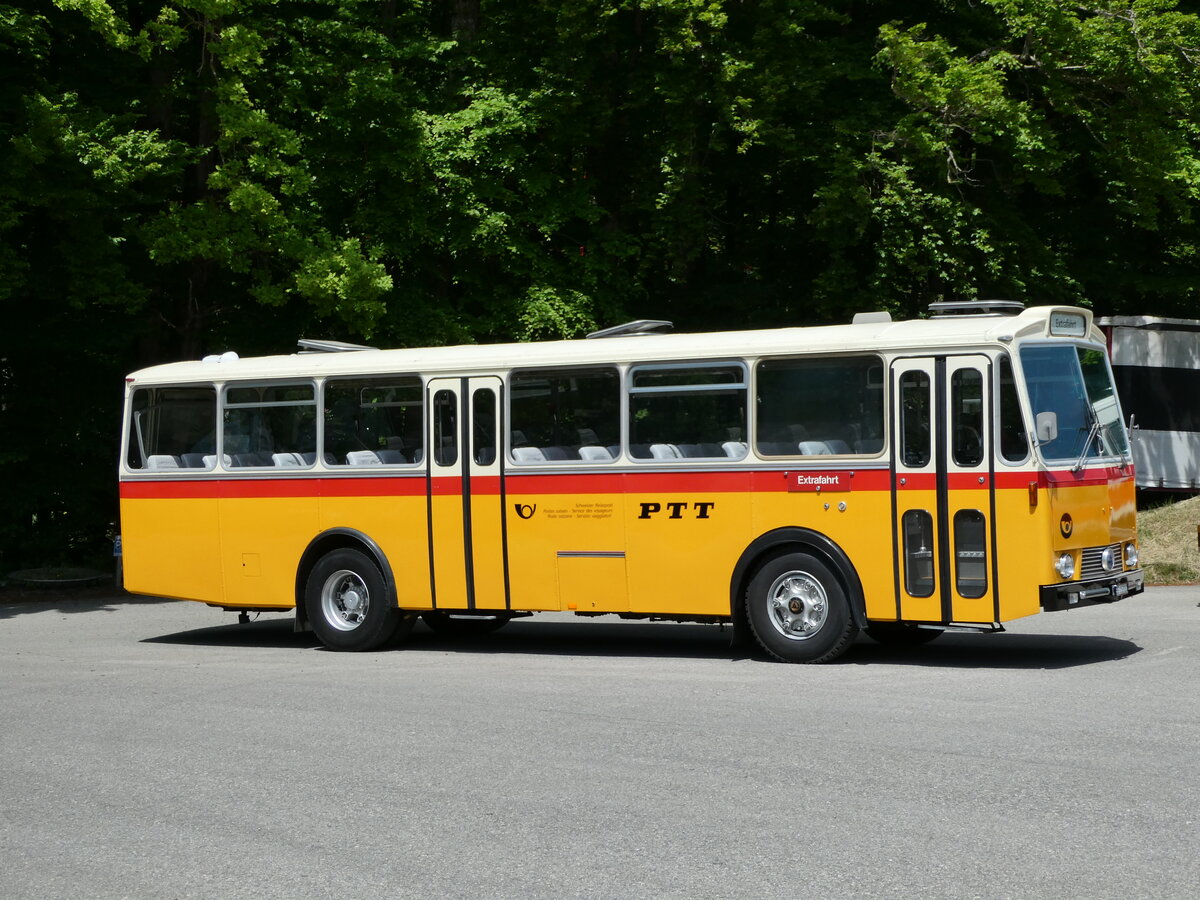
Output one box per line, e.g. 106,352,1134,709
295,528,398,629
729,527,868,631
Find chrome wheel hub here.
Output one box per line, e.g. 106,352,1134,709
766,570,828,642
320,569,370,632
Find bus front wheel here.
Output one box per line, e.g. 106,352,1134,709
745,552,858,663
305,549,413,651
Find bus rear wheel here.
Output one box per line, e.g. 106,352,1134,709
422,611,511,636
745,552,858,663
305,549,413,651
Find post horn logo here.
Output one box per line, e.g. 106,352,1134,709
1059,514,1073,538
514,503,537,519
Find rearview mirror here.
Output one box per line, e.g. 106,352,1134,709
1035,411,1058,444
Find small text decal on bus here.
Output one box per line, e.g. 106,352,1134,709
788,472,851,493
638,501,715,519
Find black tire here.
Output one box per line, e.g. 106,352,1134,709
422,611,511,636
745,552,858,663
304,548,412,651
865,622,942,645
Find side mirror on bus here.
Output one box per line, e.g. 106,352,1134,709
1035,411,1059,444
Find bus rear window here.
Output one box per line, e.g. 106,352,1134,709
126,386,217,471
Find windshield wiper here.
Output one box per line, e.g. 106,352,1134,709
1073,407,1101,472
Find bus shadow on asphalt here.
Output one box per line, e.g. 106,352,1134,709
143,616,1141,668
0,591,176,621
847,632,1141,669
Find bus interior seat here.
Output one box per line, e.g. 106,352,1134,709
798,441,831,455
722,441,748,459
146,454,181,470
272,452,307,467
512,446,546,463
824,439,852,455
650,443,682,459
376,450,405,464
578,445,613,461
541,446,570,461
345,450,383,466
181,453,208,468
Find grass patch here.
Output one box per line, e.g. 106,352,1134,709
1137,495,1200,585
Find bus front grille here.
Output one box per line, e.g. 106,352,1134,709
1080,543,1124,580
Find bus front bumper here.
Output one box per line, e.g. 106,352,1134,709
1040,569,1145,612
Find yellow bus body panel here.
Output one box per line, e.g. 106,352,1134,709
121,497,223,603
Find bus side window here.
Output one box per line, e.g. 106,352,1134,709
223,383,316,467
509,368,620,463
627,363,747,460
755,356,884,457
324,376,423,466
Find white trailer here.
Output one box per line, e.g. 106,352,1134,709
1099,315,1200,491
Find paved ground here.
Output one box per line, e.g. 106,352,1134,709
1,586,1198,899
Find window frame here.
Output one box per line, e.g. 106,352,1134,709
626,359,749,463
753,353,887,459
219,379,319,470
321,373,426,469
507,365,622,465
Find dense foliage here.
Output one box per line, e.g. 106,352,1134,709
2,0,1199,567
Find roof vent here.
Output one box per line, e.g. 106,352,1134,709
586,319,673,339
297,339,379,353
852,311,892,325
928,300,1025,318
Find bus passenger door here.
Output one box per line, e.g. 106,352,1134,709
890,356,996,625
944,356,995,624
891,359,941,623
426,376,509,611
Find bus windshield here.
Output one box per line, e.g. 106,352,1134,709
1020,344,1129,464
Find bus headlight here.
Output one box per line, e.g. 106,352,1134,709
1124,543,1139,569
1055,553,1075,580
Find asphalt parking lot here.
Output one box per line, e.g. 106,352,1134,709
1,586,1198,899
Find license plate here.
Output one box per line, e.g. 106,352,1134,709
1113,582,1129,598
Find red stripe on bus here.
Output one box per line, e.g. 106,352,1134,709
119,464,1133,501
120,477,428,500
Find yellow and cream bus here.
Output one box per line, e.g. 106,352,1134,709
118,302,1143,662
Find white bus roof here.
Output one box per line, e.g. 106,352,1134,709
126,305,1099,385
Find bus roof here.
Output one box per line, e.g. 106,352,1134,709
126,305,1099,385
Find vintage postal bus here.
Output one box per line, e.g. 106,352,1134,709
118,302,1143,662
